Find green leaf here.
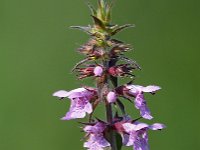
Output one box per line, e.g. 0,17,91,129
91,15,105,29
104,130,122,150
86,1,97,16
70,26,92,35
98,0,105,10
97,0,106,21
110,75,118,87
116,99,126,115
111,24,135,35
105,1,114,23
115,132,123,150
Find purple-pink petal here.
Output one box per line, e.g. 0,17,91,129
84,134,110,150
121,133,130,146
62,97,92,120
67,88,91,98
84,122,110,150
122,121,165,150
123,122,148,132
53,88,94,120
132,122,149,131
126,85,141,95
122,123,136,133
84,122,106,133
135,94,153,120
61,110,86,120
84,102,93,114
133,131,149,150
126,84,161,120
53,90,69,98
139,103,153,120
149,123,166,130
142,85,161,93
127,84,161,95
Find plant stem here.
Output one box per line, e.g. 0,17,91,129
106,104,118,150
104,60,118,150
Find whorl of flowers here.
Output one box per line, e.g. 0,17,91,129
53,1,165,150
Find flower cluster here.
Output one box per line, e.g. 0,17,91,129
81,117,165,150
53,1,165,150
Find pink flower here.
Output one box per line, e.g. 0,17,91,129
53,88,96,120
116,84,161,120
122,122,165,150
126,85,161,120
83,122,110,150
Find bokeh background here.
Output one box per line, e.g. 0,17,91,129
1,0,200,149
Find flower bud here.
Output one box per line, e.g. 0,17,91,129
94,66,103,76
107,91,117,103
76,65,103,79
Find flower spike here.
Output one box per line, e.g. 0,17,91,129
53,0,165,150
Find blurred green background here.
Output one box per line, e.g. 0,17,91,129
0,0,200,149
